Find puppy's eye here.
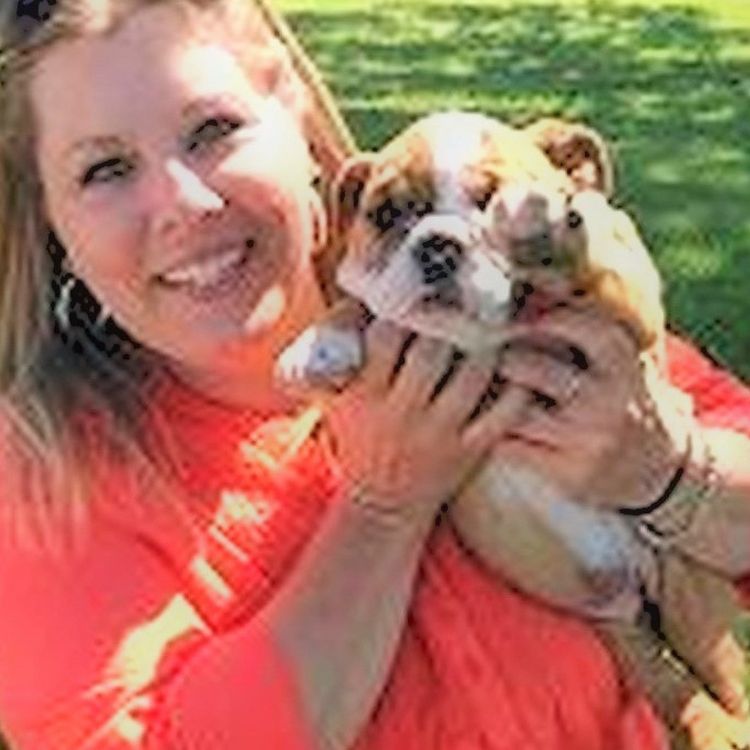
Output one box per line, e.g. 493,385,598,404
566,209,584,230
368,197,403,233
407,199,433,218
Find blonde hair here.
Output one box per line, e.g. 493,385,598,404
0,0,356,549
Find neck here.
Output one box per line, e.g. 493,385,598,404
167,360,305,415
166,274,328,415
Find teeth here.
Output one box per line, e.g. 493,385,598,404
161,245,248,288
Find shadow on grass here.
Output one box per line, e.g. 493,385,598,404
288,1,750,379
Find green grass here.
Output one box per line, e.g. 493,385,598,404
279,0,750,381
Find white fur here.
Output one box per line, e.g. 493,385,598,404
479,461,648,622
426,111,487,215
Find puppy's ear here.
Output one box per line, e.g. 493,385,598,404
523,118,614,198
330,154,375,241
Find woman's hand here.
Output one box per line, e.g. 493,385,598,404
494,302,692,510
324,319,530,523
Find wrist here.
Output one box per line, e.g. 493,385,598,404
615,377,692,512
341,479,443,536
623,423,723,545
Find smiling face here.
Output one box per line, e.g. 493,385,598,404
31,2,326,404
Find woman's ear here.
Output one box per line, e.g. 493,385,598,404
523,117,615,198
329,154,375,243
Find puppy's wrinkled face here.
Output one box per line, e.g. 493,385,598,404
334,111,603,351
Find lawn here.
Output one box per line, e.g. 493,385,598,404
278,0,750,381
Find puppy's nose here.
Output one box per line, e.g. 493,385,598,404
412,234,464,286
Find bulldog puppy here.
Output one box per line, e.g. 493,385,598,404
277,111,748,749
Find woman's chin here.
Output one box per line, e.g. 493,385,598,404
146,272,325,408
190,285,291,366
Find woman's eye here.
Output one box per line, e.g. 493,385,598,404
186,115,242,152
80,157,133,186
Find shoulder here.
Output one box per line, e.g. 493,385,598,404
0,394,147,558
666,335,750,435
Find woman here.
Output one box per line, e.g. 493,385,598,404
0,1,746,749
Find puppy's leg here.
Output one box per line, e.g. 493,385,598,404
599,618,701,728
659,551,749,719
276,298,368,396
598,620,750,750
631,425,750,722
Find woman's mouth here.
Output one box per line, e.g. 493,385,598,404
157,238,256,297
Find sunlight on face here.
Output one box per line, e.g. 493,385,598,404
31,2,325,402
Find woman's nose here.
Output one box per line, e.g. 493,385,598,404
150,158,224,239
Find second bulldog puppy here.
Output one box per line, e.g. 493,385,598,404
277,111,748,750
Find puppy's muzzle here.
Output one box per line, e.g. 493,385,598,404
413,233,464,307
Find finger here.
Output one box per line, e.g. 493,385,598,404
429,356,498,426
500,346,582,408
701,639,750,719
390,335,455,409
717,677,750,721
360,320,411,392
681,692,750,750
461,383,531,453
506,304,639,378
503,406,574,454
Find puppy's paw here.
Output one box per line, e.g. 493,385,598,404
276,323,364,396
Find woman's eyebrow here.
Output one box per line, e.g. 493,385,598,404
180,93,247,118
64,135,126,161
61,96,249,162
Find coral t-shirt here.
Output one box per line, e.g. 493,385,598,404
0,336,746,750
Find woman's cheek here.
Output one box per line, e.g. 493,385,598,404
61,208,147,323
208,143,298,245
220,171,314,269
78,218,142,281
